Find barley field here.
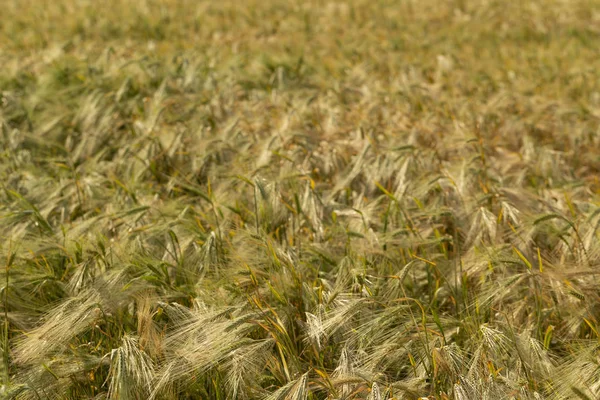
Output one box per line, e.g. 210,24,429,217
1,0,600,398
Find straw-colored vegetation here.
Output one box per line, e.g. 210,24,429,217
2,0,600,398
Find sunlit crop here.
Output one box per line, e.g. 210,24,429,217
2,0,600,398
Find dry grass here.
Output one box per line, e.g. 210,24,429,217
2,0,600,398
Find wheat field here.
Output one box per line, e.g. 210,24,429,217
1,0,600,398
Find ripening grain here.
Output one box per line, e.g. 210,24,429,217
1,0,600,398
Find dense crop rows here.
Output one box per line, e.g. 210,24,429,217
2,0,600,398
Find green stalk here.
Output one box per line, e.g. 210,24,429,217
4,244,14,386
254,184,260,235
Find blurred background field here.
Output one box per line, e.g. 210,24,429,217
2,0,600,398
